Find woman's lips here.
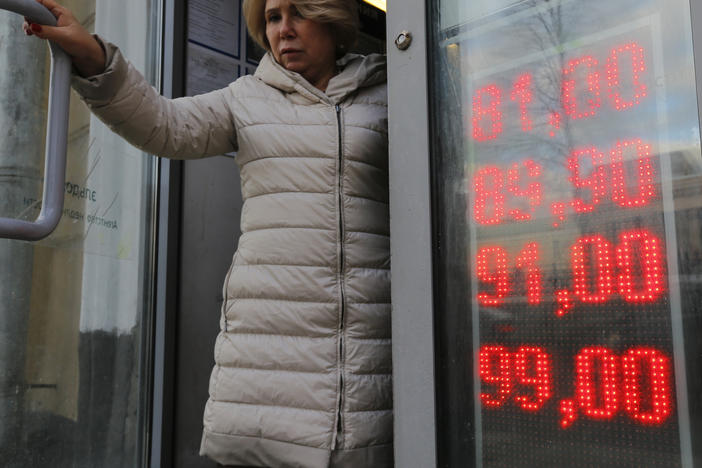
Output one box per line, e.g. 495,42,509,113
281,48,302,56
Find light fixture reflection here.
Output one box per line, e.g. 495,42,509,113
363,0,386,12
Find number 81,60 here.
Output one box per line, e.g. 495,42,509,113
472,42,647,142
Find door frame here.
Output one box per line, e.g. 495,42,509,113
150,0,186,466
386,2,438,468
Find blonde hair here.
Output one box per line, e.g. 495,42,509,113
243,0,359,57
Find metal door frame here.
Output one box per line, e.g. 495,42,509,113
150,0,186,466
386,2,438,468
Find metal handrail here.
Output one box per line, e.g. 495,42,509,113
0,0,71,240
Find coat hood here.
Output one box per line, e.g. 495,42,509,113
254,52,387,105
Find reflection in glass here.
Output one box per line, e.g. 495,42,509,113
0,0,160,466
429,0,702,466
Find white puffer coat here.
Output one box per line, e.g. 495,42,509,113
72,41,392,468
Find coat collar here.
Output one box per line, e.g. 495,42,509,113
254,52,386,105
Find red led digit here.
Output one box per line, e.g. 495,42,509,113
473,166,505,225
616,229,666,303
622,347,672,425
607,42,648,110
549,111,561,138
575,346,619,420
507,159,542,221
515,242,542,305
480,345,512,408
610,139,656,208
477,246,510,306
562,55,601,120
514,346,552,411
560,398,577,428
568,147,607,214
472,84,503,141
550,201,567,228
511,73,533,132
571,234,615,303
555,288,574,317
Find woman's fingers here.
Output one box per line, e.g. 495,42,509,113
22,0,106,76
34,0,64,20
31,0,75,29
22,20,46,38
27,22,51,39
23,0,79,43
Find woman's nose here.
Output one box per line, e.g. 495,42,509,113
279,16,295,37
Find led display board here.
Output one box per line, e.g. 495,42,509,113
430,0,702,466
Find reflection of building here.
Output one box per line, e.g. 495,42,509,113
671,150,702,277
475,157,668,297
1,1,150,465
427,1,702,466
474,147,702,345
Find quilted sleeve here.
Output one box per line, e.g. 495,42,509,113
71,38,238,159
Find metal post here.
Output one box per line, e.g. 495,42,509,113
150,0,185,466
386,1,438,467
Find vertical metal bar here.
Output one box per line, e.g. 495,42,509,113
651,12,694,465
386,1,438,468
150,0,185,466
137,1,164,464
692,0,702,147
685,1,702,465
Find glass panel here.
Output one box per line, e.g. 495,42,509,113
429,0,702,466
0,0,161,466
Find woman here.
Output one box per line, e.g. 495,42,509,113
25,0,391,467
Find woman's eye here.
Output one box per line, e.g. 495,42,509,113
266,14,281,23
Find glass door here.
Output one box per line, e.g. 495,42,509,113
0,0,161,466
424,0,702,467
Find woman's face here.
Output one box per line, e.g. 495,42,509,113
264,0,337,90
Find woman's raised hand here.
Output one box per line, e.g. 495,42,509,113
23,0,106,77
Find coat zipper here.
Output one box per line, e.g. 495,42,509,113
333,103,346,450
